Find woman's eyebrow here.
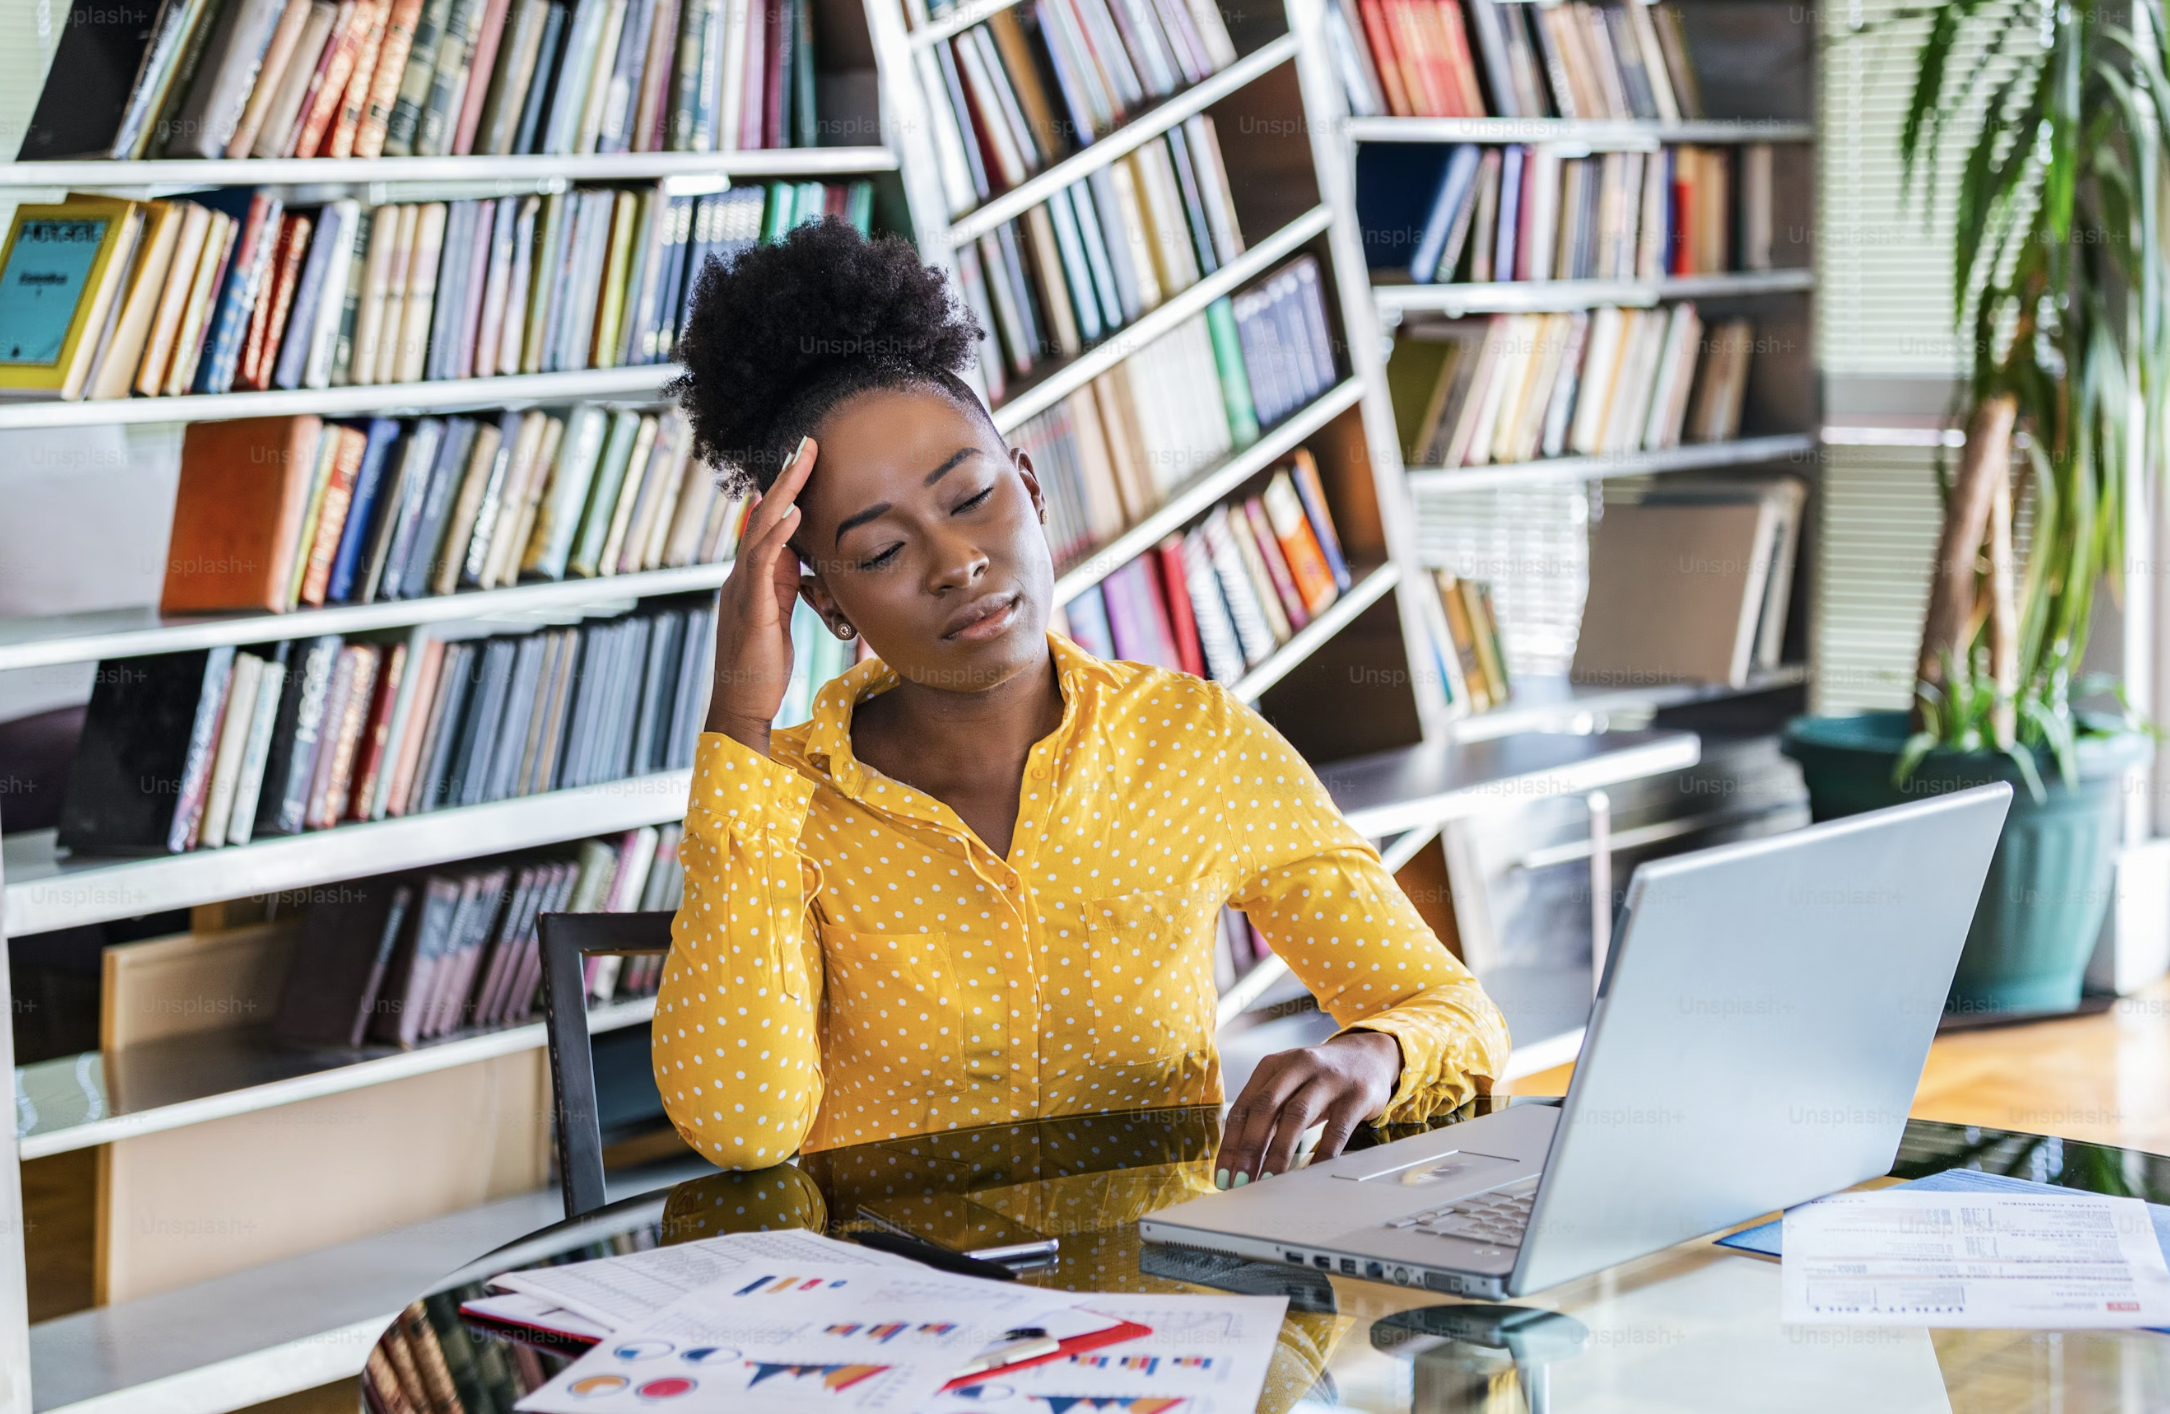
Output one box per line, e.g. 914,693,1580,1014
923,447,982,486
834,501,893,544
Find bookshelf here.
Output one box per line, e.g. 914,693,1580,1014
0,0,1728,1407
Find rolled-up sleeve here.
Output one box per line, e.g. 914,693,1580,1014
1219,696,1510,1124
653,731,828,1168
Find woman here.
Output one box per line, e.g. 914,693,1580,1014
653,219,1508,1189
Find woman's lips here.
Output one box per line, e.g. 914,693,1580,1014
944,593,1021,641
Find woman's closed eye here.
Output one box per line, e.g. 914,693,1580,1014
859,542,903,570
954,484,995,514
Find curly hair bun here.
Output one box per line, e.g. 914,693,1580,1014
667,216,985,496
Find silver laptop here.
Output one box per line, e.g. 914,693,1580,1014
1141,783,2011,1299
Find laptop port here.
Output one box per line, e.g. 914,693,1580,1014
1424,1271,1459,1293
1286,1252,1305,1265
1392,1267,1410,1285
1365,1262,1384,1280
1313,1255,1332,1269
1339,1258,1358,1275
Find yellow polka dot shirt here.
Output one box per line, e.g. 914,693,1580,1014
653,633,1510,1168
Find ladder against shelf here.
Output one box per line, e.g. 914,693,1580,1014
1,771,694,937
0,563,734,673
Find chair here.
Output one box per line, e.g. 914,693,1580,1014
537,910,674,1219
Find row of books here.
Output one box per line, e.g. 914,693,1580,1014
7,180,867,403
950,119,1244,394
272,825,684,1052
162,408,745,614
914,0,1239,216
1387,305,1753,469
25,0,821,162
56,596,716,856
1012,272,1338,567
1057,454,1351,684
1365,142,1772,285
1431,570,1510,713
1322,0,1707,122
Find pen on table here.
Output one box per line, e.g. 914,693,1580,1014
847,1228,1021,1281
953,1333,1062,1376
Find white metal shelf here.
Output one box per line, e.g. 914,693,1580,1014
1051,377,1364,604
1373,268,1815,318
0,366,670,432
0,148,898,193
946,36,1300,247
15,999,655,1161
1405,433,1817,493
2,770,693,937
1230,560,1399,705
0,563,731,673
992,205,1332,431
908,0,1029,48
1443,666,1812,744
1345,117,1816,147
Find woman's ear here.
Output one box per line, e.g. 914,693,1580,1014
798,572,857,641
1013,447,1046,524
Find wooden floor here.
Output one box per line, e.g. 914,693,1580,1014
1503,975,2170,1155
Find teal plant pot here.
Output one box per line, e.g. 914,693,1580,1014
1780,712,2150,1016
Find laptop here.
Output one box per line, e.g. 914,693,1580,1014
1140,783,2012,1299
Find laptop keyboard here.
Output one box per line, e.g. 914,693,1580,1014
1383,1187,1535,1247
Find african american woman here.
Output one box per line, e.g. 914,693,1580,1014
651,218,1509,1192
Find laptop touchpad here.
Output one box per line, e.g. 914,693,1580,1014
1335,1150,1520,1185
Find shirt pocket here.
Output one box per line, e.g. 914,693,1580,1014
819,930,966,1133
1084,881,1223,1082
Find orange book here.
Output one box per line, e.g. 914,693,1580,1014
284,0,361,157
325,0,391,157
1435,572,1493,710
347,639,408,820
239,213,314,392
301,426,369,606
1262,471,1339,617
162,417,327,614
354,0,425,158
1384,0,1447,115
1433,0,1488,116
1356,0,1413,116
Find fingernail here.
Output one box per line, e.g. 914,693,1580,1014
792,435,812,464
1232,1172,1249,1188
1215,1169,1229,1190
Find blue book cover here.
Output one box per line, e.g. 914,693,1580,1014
1493,146,1525,282
328,419,404,603
192,189,279,394
1411,145,1482,284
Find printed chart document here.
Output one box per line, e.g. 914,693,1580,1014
492,1230,914,1329
1782,1188,2170,1327
513,1262,1082,1413
922,1293,1289,1414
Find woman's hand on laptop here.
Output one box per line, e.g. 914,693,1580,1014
1215,1030,1403,1188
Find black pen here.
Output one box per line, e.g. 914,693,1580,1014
847,1228,1021,1281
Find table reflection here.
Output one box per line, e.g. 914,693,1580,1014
359,1104,2170,1414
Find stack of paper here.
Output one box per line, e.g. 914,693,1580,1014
466,1230,1286,1413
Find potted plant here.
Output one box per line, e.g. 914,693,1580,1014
1783,0,2159,1015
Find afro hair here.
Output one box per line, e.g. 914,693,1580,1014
667,216,988,497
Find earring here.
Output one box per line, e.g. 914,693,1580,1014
835,622,857,640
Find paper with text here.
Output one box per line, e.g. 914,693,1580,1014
493,1229,914,1329
1782,1188,2170,1327
512,1263,1082,1414
921,1293,1288,1414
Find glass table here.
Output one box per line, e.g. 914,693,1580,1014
360,1102,2170,1412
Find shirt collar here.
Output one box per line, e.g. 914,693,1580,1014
799,631,1113,804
